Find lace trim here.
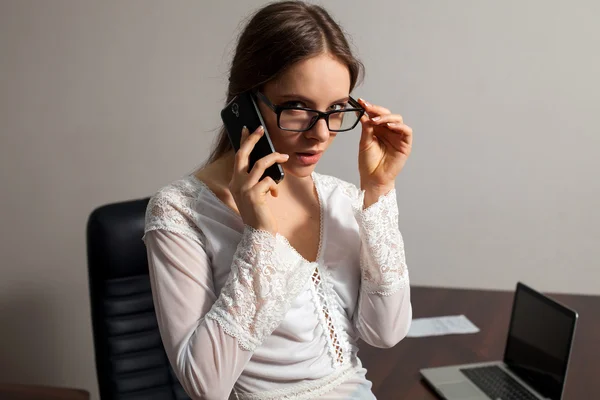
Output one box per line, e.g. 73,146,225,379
310,173,354,368
206,225,315,351
143,222,206,247
322,267,355,349
143,177,205,242
311,172,360,200
232,364,360,400
311,268,346,367
311,172,326,265
353,188,409,296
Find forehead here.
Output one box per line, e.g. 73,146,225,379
268,53,351,101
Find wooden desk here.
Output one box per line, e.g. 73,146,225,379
0,384,89,400
358,286,600,399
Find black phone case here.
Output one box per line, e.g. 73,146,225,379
220,91,285,183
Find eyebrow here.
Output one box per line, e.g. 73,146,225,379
278,94,350,106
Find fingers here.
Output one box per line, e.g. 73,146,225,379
246,152,289,186
357,98,391,118
231,124,288,203
369,114,404,126
385,122,412,134
254,176,280,198
235,125,264,174
386,123,413,147
356,98,410,142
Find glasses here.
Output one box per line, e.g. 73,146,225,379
254,91,365,133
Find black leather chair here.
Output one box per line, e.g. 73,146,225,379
86,198,191,400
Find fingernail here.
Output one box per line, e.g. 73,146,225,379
242,126,248,134
282,154,290,159
387,122,397,127
257,125,264,133
371,116,380,121
359,98,370,107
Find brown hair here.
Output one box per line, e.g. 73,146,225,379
204,0,365,165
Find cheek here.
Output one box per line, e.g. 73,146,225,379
269,130,297,154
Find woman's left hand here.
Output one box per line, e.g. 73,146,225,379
357,98,413,194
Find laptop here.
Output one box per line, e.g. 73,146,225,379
421,282,578,400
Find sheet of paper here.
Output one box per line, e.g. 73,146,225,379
407,315,479,338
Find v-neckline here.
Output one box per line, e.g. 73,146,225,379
189,172,325,265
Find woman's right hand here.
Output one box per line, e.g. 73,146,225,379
229,125,289,235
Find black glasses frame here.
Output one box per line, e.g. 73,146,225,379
254,91,365,132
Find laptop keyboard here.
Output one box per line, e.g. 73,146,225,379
460,365,538,400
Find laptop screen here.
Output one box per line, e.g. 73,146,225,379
503,283,577,400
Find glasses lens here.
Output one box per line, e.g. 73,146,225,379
279,105,362,132
279,109,319,131
328,109,361,131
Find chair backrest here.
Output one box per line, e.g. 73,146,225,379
86,198,190,400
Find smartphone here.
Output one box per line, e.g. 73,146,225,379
220,91,285,183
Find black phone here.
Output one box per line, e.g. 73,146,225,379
220,91,285,183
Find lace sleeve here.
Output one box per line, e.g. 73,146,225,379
206,226,315,351
352,188,409,296
143,184,206,245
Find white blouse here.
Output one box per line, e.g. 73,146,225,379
143,171,411,400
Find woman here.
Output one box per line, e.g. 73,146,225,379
143,1,413,399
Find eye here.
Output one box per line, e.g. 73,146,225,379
329,103,348,111
283,101,306,108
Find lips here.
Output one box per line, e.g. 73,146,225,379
296,151,323,165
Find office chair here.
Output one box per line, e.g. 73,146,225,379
86,198,191,400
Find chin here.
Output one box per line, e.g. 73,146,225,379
282,163,317,179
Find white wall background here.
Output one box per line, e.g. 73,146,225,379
1,1,598,398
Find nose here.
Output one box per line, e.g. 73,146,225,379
304,118,330,143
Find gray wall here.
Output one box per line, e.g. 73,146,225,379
1,1,598,398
